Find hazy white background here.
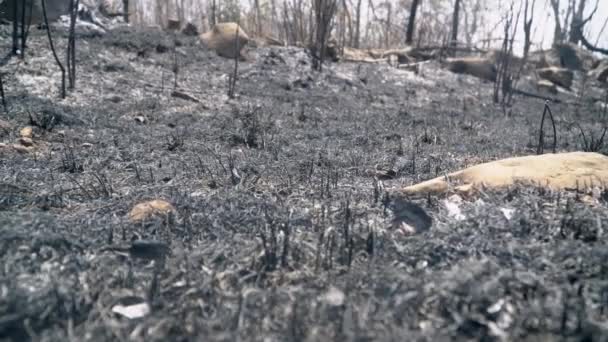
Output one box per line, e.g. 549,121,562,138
129,0,607,55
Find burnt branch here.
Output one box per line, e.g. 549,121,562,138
41,0,67,98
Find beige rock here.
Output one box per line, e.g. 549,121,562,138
342,47,384,63
128,199,176,223
446,57,497,82
19,126,33,138
400,152,608,197
537,67,573,89
200,22,249,59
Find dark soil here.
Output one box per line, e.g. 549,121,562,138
1,24,608,342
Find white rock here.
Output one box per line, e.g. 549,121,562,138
500,208,515,220
112,302,150,319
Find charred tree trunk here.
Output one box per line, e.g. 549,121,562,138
312,0,337,71
405,0,420,45
450,0,461,54
550,0,563,45
41,0,66,98
123,0,129,23
569,0,598,45
384,1,391,48
569,0,586,44
11,0,19,55
67,0,80,90
354,0,362,48
522,0,536,60
254,0,261,36
211,0,216,27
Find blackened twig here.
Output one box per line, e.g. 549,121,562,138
41,0,67,98
537,101,557,155
11,0,19,55
67,0,80,89
228,21,240,99
0,73,6,111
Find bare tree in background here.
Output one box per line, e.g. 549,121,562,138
568,0,599,45
354,0,362,47
405,0,421,45
11,0,19,55
312,0,337,71
463,0,481,48
123,0,129,23
211,0,216,27
381,1,391,48
549,0,563,44
493,1,522,113
450,0,461,54
253,0,261,36
522,0,536,60
41,0,66,98
8,0,34,58
67,0,80,90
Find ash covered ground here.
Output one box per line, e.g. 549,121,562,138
1,24,608,341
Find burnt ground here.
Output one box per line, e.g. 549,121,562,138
1,23,608,342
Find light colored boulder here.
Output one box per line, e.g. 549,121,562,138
400,152,608,197
537,67,573,89
446,57,497,82
128,199,176,223
200,22,249,59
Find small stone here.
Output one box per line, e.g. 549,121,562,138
106,95,123,103
82,143,93,148
12,144,32,154
0,119,11,131
128,199,176,223
321,286,345,306
18,137,34,147
20,126,33,138
134,116,146,124
112,302,150,319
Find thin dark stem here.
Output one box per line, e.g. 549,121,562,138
19,0,34,60
546,103,557,153
0,73,6,112
228,21,240,99
41,0,67,98
538,101,557,155
67,0,79,89
19,0,26,59
11,0,19,55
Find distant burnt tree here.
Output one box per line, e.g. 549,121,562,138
312,0,338,71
